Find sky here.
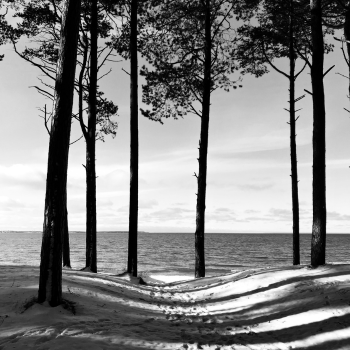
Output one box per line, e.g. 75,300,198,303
1,21,350,233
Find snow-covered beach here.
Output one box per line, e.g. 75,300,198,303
1,264,350,349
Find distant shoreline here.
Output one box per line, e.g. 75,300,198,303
1,231,350,235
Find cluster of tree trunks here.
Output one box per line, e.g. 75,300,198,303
38,0,81,306
34,0,335,306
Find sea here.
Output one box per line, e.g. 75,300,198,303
1,232,349,277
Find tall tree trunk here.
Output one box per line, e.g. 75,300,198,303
38,0,81,306
62,196,71,267
310,0,326,266
85,0,98,273
344,6,350,97
195,0,211,278
289,0,300,265
127,0,138,277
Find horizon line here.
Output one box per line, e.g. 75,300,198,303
1,231,349,235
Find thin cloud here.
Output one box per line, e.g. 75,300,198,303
328,211,350,221
245,209,259,214
215,207,231,212
237,183,275,191
142,207,194,223
245,216,271,222
212,147,290,160
268,208,291,221
139,199,158,209
0,197,28,211
0,164,46,191
97,199,114,208
174,202,187,206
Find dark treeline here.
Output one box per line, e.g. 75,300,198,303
0,0,349,306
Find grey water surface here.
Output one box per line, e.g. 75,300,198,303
1,232,349,277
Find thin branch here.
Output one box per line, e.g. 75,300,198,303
78,33,89,141
122,67,130,75
12,42,56,81
334,36,350,44
295,45,311,68
261,41,290,79
70,135,84,145
294,94,305,103
335,37,350,67
295,60,308,79
97,68,112,81
30,85,54,99
336,72,349,79
40,104,51,136
323,64,335,77
189,103,202,118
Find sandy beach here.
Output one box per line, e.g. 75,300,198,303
0,264,350,349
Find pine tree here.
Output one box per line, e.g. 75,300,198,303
110,0,140,277
310,0,326,266
140,0,241,277
7,0,118,272
85,0,98,273
38,0,81,306
235,0,311,265
128,0,139,277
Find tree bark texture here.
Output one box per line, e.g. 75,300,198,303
310,0,326,266
85,0,98,273
38,0,81,306
62,200,71,268
127,0,139,277
289,0,300,265
195,0,211,278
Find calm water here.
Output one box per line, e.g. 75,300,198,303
1,232,349,277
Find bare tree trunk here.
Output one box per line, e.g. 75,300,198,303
344,6,350,97
127,0,138,277
310,0,326,266
62,198,71,268
85,0,98,273
38,0,81,306
195,0,211,278
289,0,300,265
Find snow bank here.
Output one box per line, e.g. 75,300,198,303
0,264,350,349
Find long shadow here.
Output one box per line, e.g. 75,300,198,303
64,266,349,340
122,267,350,311
58,290,350,350
205,268,350,304
62,266,350,330
140,265,348,301
0,331,151,350
203,313,350,350
2,265,350,350
205,284,350,326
